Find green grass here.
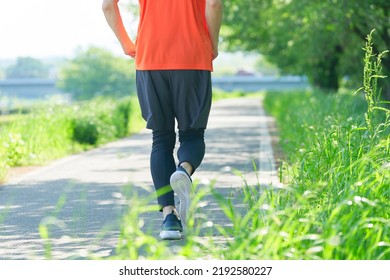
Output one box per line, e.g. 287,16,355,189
258,34,390,259
262,88,389,259
0,96,144,182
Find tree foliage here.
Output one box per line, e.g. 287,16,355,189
223,0,389,96
58,47,135,100
5,57,49,79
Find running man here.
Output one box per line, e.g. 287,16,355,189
102,0,223,240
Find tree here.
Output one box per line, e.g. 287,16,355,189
6,57,49,79
223,0,389,97
58,47,135,100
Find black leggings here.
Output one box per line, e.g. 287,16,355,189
151,129,205,209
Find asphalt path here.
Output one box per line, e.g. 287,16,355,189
0,97,281,259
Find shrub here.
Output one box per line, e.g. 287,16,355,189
71,117,99,145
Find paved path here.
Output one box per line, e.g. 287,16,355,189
0,97,281,259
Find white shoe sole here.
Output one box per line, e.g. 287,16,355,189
170,170,192,227
159,230,182,240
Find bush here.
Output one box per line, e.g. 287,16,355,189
69,97,134,146
71,117,99,145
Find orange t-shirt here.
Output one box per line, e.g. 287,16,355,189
135,0,213,71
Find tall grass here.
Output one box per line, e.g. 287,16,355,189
260,31,389,259
0,96,143,182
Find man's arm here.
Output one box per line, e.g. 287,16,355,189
102,0,136,58
205,0,223,60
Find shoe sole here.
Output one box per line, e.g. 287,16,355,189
159,230,182,240
170,170,192,227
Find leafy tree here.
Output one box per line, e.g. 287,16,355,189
6,57,49,79
58,47,135,100
223,0,389,97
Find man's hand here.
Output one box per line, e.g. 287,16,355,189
123,44,136,59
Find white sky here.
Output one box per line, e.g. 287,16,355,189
0,0,137,59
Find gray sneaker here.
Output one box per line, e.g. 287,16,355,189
170,166,192,227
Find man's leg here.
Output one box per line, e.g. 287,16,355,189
177,129,206,175
150,130,177,215
151,130,184,240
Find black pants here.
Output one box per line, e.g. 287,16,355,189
136,70,212,209
151,129,205,208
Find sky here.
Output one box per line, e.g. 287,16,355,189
0,0,137,59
